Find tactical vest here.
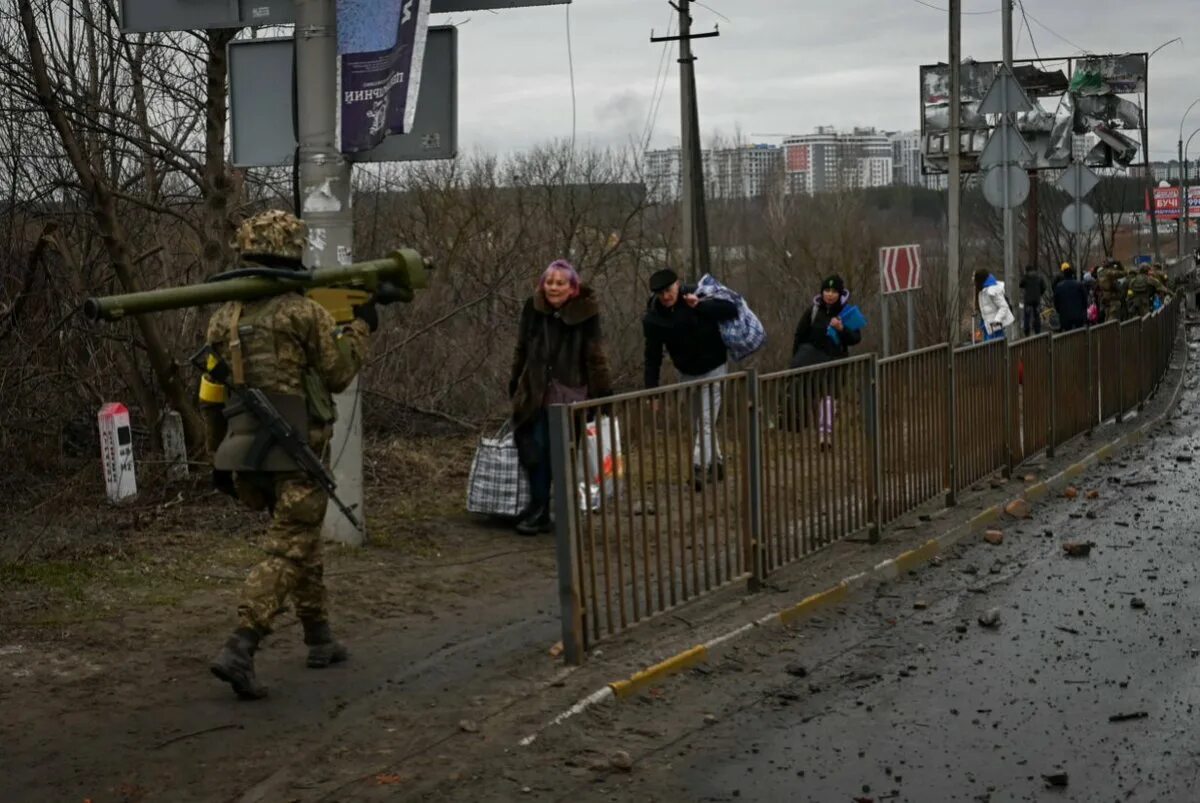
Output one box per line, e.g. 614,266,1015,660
1129,274,1151,296
211,296,328,473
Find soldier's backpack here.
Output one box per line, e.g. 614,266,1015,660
1130,273,1150,296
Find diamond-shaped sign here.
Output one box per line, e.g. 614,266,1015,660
978,65,1034,116
979,124,1033,169
1056,163,1100,199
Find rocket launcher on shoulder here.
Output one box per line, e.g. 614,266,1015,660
83,249,431,324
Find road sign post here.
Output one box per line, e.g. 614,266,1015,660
978,64,1033,338
880,245,923,356
1058,162,1100,274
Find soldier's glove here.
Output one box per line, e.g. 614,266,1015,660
373,280,407,306
353,301,379,332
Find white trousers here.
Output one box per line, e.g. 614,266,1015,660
679,364,727,469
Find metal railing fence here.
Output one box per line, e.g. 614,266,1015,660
953,340,1009,491
549,301,1182,662
879,345,950,524
1009,334,1051,464
1051,329,1091,448
756,356,877,575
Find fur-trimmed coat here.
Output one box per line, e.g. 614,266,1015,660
509,285,613,426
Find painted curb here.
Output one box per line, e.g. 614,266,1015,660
518,336,1188,747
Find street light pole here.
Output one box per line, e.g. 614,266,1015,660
1178,97,1200,259
1184,126,1200,260
1143,38,1181,265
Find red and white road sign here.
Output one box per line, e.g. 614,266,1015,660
879,244,922,295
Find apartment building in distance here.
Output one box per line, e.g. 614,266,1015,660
889,129,948,190
782,126,893,194
643,143,782,202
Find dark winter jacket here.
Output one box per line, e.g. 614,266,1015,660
1052,277,1089,329
643,285,738,387
1019,271,1047,306
791,290,862,364
509,286,613,426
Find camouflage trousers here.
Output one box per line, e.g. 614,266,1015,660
234,472,329,633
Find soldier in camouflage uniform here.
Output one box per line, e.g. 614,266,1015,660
1125,264,1166,317
1096,259,1127,323
204,210,377,700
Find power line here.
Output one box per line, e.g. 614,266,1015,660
906,0,999,15
640,11,676,154
692,1,731,24
641,11,675,149
565,3,577,152
1016,0,1047,67
1021,5,1091,55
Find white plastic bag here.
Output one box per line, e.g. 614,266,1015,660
577,415,623,512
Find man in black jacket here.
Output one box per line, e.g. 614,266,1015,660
1053,266,1089,332
1018,264,1047,336
644,268,738,490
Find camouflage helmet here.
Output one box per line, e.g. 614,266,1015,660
233,209,306,262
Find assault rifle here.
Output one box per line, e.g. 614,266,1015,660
190,345,362,532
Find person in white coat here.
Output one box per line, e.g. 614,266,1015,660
974,269,1014,341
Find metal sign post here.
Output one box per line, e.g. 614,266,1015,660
880,245,924,356
1058,161,1100,271
978,63,1033,338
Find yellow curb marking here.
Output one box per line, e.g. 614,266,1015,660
893,540,941,574
778,583,848,626
609,645,708,699
968,506,1001,530
1025,482,1048,500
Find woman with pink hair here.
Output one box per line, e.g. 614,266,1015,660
508,260,613,534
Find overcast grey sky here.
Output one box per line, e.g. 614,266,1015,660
445,0,1199,160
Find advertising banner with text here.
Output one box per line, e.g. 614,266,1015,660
338,0,431,154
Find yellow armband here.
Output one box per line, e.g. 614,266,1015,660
199,353,227,404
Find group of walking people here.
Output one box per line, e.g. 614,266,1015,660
506,261,863,535
981,258,1172,342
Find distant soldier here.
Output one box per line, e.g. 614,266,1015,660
1125,264,1165,317
1150,264,1172,302
1096,259,1127,322
201,210,381,700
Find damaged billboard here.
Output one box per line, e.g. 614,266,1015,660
919,53,1148,175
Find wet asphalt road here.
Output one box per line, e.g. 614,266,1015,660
651,379,1200,801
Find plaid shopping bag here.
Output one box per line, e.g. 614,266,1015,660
466,422,531,517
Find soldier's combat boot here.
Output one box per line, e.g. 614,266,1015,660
302,619,349,669
210,627,268,700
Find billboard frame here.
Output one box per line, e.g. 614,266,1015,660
919,52,1149,176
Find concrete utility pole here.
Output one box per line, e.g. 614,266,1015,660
653,0,718,281
1000,0,1016,323
294,0,363,546
948,0,962,344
